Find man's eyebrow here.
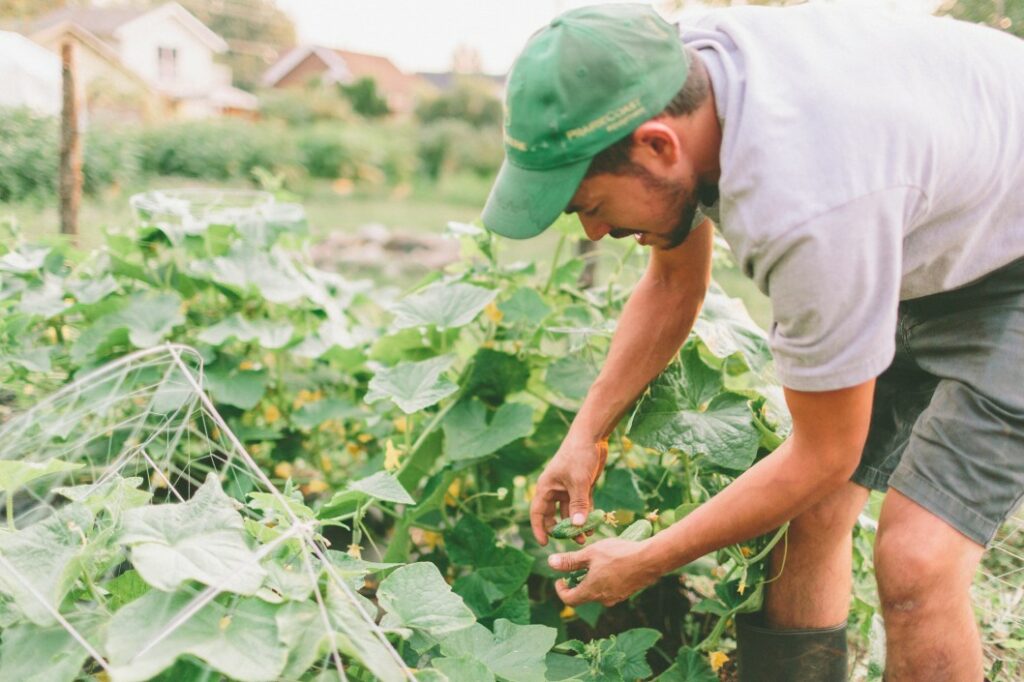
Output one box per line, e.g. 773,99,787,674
564,202,581,214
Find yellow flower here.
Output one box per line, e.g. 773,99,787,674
445,478,462,506
320,453,333,472
384,439,403,472
740,546,753,558
621,435,633,451
239,360,255,371
346,443,363,457
709,651,729,673
738,579,747,595
484,301,504,323
274,461,294,479
603,511,619,527
560,605,576,620
393,416,408,434
645,509,660,524
263,404,281,423
347,543,363,559
357,433,373,444
411,528,443,551
524,483,537,502
45,327,58,344
304,479,329,495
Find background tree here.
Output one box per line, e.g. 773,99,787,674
0,0,76,21
338,77,390,119
163,0,297,91
415,79,503,129
936,0,1023,39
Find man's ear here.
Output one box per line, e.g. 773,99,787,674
630,120,682,169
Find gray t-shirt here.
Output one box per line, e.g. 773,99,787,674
680,5,1024,391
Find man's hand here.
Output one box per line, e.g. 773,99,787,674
549,538,660,607
530,435,608,546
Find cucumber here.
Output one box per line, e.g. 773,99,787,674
561,518,654,589
618,519,653,542
548,510,606,539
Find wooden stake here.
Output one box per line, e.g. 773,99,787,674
59,40,82,242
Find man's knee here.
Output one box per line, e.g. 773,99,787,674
874,494,983,624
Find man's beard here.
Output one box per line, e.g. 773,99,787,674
637,169,706,250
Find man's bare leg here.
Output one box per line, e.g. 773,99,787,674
874,489,985,681
764,481,871,628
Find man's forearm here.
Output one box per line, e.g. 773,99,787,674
570,274,705,441
569,223,714,441
639,435,861,574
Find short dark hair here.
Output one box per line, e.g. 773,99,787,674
585,48,710,178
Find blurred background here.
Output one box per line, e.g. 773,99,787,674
0,0,1019,326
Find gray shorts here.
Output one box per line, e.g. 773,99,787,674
852,257,1024,546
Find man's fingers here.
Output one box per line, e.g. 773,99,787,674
567,491,592,527
554,578,585,606
530,495,554,546
548,548,589,573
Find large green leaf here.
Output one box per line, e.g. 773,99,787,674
18,275,67,318
203,364,269,410
0,504,95,625
105,590,287,682
54,475,152,518
376,562,476,637
438,619,556,682
443,400,534,463
329,471,415,506
434,656,495,682
0,615,98,682
444,515,533,616
325,582,408,682
0,459,84,494
198,313,294,350
70,292,184,361
189,243,307,304
693,285,771,371
545,357,598,402
594,468,645,512
613,628,662,680
498,288,551,326
365,355,458,414
119,473,266,594
390,282,497,331
655,646,718,682
629,348,760,471
464,348,530,405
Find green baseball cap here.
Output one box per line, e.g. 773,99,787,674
482,3,690,240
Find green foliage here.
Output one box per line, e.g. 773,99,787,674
258,86,354,126
0,193,800,679
416,79,504,128
418,118,504,180
340,77,391,118
937,0,1024,39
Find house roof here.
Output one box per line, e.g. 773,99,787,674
24,2,227,53
29,20,153,92
262,45,422,96
25,7,148,39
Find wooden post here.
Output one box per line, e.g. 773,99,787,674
59,40,82,242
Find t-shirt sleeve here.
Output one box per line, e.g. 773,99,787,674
750,188,917,392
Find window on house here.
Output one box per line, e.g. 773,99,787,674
157,47,178,81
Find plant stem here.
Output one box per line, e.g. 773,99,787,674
6,493,14,531
543,233,567,294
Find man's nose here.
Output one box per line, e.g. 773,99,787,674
578,215,610,241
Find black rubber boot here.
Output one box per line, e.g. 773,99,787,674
736,612,848,682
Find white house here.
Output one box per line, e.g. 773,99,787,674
0,30,61,115
24,2,257,120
